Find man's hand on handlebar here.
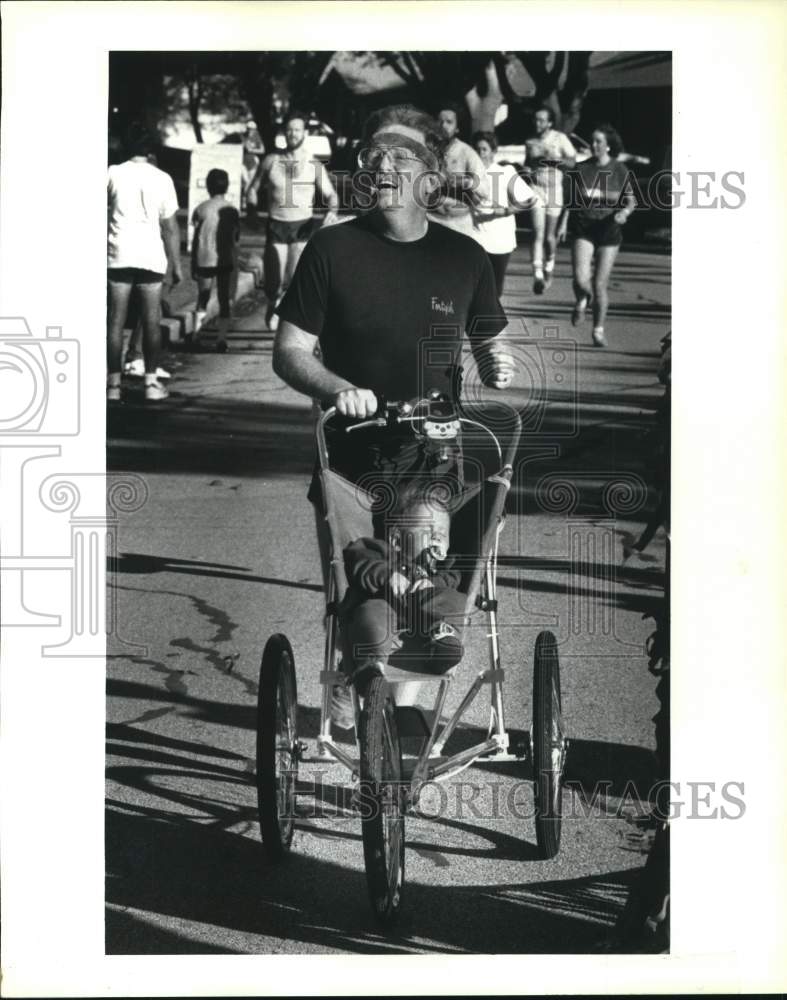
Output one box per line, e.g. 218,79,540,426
332,387,379,419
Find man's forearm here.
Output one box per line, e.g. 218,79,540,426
162,220,181,274
470,334,515,387
272,344,354,402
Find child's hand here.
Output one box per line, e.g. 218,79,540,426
389,571,410,597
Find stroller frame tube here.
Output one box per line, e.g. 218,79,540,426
485,530,508,746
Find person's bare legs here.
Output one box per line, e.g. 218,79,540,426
531,202,546,291
286,240,307,287
263,242,289,329
215,269,233,350
127,317,143,361
107,279,132,378
571,237,594,326
193,274,214,336
591,244,620,346
543,212,560,285
136,281,164,374
196,275,213,312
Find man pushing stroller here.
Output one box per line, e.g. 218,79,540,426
271,103,515,721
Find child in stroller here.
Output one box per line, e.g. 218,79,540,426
331,479,466,727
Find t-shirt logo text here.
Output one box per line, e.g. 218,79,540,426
431,297,455,316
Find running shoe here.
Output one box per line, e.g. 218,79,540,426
533,268,545,295
265,304,280,332
123,358,171,380
592,327,607,347
572,296,588,326
216,340,228,353
144,379,170,401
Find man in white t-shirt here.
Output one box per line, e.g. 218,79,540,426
523,106,576,294
428,104,490,244
107,128,182,401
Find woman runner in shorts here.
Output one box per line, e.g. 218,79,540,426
523,106,576,295
567,123,637,347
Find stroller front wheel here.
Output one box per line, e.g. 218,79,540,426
256,633,299,860
532,630,566,859
359,676,405,924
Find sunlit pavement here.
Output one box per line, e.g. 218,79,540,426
106,239,670,954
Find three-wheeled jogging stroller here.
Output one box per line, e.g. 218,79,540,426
255,393,568,924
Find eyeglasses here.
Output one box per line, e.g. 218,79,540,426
357,145,428,171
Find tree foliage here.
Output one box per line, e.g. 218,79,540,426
109,50,594,151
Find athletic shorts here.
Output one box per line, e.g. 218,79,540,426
530,172,564,218
570,214,623,248
193,265,234,279
107,267,165,284
266,216,320,245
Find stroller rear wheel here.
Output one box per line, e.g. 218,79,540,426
359,676,405,924
257,634,298,861
533,630,566,859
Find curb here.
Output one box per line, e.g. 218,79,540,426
162,250,265,346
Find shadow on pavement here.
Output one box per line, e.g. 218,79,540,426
112,552,322,592
107,395,315,477
105,767,636,955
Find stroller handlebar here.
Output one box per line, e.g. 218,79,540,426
320,395,457,432
316,393,515,472
316,395,460,468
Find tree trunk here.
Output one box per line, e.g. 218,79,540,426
187,68,203,143
237,54,276,153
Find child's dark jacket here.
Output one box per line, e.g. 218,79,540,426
339,537,461,618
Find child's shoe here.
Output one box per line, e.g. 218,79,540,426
426,621,464,669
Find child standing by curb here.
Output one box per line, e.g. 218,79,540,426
191,168,240,352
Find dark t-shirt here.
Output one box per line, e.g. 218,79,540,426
567,159,635,222
277,215,506,401
191,197,240,269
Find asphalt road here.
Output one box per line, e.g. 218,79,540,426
106,241,670,954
